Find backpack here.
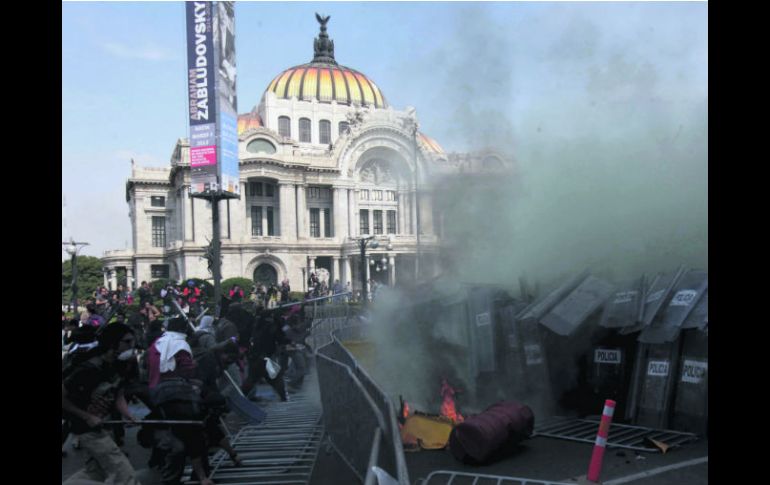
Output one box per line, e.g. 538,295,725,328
150,377,203,421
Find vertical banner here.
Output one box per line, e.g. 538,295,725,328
186,1,239,196
213,1,240,196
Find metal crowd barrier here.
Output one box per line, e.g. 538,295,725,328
314,320,410,485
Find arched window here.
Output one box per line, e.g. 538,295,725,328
278,116,291,138
299,118,311,143
246,138,277,154
339,121,350,136
253,263,278,286
319,120,331,144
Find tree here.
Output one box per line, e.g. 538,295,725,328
61,256,105,305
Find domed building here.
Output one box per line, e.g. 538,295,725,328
102,16,512,293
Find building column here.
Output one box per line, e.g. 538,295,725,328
109,269,118,291
389,254,396,287
365,256,371,295
231,181,246,243
398,190,406,235
296,184,307,239
308,256,316,275
368,210,374,236
279,182,295,240
343,256,352,287
420,191,434,235
184,186,193,241
352,189,360,236
333,257,341,283
333,188,346,240
103,270,109,289
126,266,135,290
319,207,326,238
410,190,418,235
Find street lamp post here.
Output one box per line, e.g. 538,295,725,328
356,235,393,305
63,238,89,315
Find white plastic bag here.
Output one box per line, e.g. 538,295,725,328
264,357,281,379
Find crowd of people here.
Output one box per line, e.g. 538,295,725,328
62,279,313,485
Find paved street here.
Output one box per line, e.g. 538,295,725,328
63,372,707,485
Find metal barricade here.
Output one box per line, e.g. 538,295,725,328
416,470,573,485
316,325,410,485
316,349,387,483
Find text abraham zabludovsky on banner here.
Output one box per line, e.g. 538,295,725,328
186,1,240,196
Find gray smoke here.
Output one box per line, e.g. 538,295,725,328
348,4,706,417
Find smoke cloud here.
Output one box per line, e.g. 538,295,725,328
344,3,706,417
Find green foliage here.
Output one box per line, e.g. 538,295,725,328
61,255,105,305
222,277,254,296
149,279,175,299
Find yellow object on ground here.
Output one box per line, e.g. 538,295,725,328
400,414,454,450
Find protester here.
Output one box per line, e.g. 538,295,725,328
137,281,153,306
189,315,218,355
95,287,111,315
62,324,99,457
242,309,290,402
194,340,243,467
61,323,141,485
280,279,291,303
85,303,106,328
280,308,310,389
183,280,203,316
229,285,244,303
147,316,196,390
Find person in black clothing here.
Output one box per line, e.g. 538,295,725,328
137,280,153,306
242,309,290,401
62,324,98,456
61,323,140,485
280,279,291,303
194,341,243,467
278,309,309,389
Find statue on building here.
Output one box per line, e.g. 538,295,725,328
313,13,336,64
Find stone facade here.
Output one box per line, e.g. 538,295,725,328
102,22,513,292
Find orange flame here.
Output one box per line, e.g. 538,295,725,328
403,401,410,419
439,378,464,424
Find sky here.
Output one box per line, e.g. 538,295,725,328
62,1,708,259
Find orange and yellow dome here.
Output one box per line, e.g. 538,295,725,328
266,63,387,109
237,111,263,135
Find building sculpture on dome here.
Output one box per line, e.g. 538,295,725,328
102,15,513,293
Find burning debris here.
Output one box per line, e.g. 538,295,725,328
398,378,465,451
440,377,465,424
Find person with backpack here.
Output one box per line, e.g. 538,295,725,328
144,316,214,485
61,323,141,485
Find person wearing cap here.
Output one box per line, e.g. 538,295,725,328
62,323,140,484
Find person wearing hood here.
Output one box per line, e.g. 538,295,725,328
189,315,218,355
147,316,196,390
62,323,140,485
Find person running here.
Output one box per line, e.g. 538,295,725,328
61,323,141,485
